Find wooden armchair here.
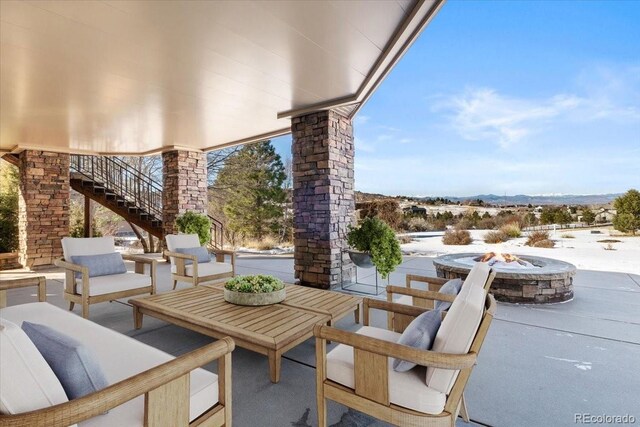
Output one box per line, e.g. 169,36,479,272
54,237,156,318
0,338,234,427
165,234,235,289
314,291,496,427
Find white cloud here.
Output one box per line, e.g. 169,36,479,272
354,137,376,153
354,115,370,126
433,66,640,149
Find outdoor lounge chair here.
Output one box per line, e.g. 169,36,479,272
314,263,496,426
164,234,236,289
54,237,156,319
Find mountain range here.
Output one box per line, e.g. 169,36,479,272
423,193,622,206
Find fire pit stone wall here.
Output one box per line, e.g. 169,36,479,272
433,253,576,304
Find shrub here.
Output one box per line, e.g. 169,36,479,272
243,236,278,250
532,239,555,248
397,235,414,244
175,211,212,245
442,229,472,245
477,217,497,230
358,200,402,230
347,217,403,278
500,222,522,238
406,217,430,232
561,233,575,238
526,230,550,247
484,230,509,244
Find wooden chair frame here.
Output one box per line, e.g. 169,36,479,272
54,255,157,319
0,338,235,427
314,294,497,427
164,249,236,290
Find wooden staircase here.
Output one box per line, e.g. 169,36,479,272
1,153,224,248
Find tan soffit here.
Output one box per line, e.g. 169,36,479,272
0,0,443,155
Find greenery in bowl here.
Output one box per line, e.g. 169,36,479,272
346,217,402,279
224,275,285,293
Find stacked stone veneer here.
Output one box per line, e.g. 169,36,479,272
292,110,356,289
162,150,208,237
18,150,70,268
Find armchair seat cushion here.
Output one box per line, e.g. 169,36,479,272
74,272,151,296
325,326,446,415
172,262,233,277
0,303,218,426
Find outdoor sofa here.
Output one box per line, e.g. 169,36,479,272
0,302,233,426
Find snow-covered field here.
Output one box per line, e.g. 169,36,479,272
400,228,640,275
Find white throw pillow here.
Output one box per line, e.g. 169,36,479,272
0,318,69,414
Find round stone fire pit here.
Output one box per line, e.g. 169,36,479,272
433,253,576,304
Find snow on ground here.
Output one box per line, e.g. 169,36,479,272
400,228,640,275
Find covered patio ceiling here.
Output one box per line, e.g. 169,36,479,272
0,0,443,156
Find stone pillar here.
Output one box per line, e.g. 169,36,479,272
18,150,70,268
292,110,356,289
162,150,208,237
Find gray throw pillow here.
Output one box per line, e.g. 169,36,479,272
393,309,442,372
21,322,109,400
70,252,126,279
175,247,211,266
434,278,463,311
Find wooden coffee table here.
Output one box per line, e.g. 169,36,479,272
206,282,362,325
130,286,330,383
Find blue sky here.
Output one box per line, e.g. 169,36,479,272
272,1,640,197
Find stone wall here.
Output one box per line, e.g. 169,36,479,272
162,150,208,237
292,110,355,289
18,150,70,268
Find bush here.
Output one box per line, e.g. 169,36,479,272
406,217,430,232
477,217,497,230
358,200,402,230
397,235,414,244
532,239,555,248
175,211,212,245
442,229,472,245
561,233,575,238
243,236,278,250
499,222,522,238
526,230,550,247
484,230,509,244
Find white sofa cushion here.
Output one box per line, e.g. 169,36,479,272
171,262,233,277
0,303,218,426
0,318,69,414
326,326,447,415
166,234,200,265
74,272,151,296
62,237,116,261
426,285,486,394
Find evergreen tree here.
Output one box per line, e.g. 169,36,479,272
214,141,286,239
613,189,640,235
0,161,19,252
581,208,596,225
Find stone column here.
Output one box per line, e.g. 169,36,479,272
18,150,70,268
162,150,208,237
292,110,356,289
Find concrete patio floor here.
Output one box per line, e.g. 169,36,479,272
2,254,639,426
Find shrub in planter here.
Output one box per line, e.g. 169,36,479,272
175,211,211,245
347,217,402,279
223,274,286,306
442,229,472,245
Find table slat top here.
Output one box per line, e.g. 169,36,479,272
130,287,328,350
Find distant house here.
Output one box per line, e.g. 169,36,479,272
402,205,427,216
595,208,616,222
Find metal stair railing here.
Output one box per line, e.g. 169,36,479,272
69,154,225,248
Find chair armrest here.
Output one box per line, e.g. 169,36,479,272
54,258,87,274
386,285,456,304
0,338,236,427
163,250,197,261
314,325,476,370
121,254,156,264
212,249,236,266
405,273,448,289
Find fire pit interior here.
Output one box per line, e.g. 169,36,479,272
433,253,576,304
